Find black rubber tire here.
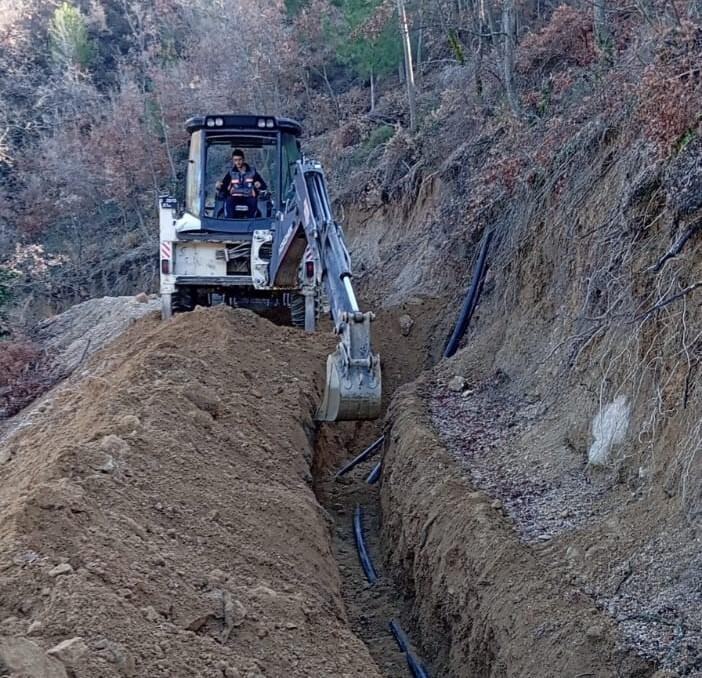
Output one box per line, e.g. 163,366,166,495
290,286,326,328
290,294,306,328
171,287,194,314
171,287,210,314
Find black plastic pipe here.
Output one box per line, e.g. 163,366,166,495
335,435,384,477
389,619,431,678
353,506,378,584
443,230,494,358
366,460,382,484
389,619,410,652
406,653,431,678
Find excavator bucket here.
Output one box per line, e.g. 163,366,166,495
317,349,382,421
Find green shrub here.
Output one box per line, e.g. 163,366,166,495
366,125,395,149
49,2,96,72
0,268,16,309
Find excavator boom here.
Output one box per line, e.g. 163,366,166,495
271,160,381,421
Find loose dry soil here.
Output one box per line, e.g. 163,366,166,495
0,306,385,678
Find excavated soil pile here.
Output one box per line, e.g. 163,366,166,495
0,306,382,678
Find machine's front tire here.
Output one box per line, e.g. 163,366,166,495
171,287,194,314
170,287,211,314
290,287,324,331
290,294,306,328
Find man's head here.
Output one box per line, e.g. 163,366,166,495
232,149,246,170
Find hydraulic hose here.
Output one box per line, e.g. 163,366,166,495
335,435,384,477
366,460,382,485
443,230,494,359
353,506,378,584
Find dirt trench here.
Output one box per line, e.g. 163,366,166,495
0,288,664,678
309,298,445,678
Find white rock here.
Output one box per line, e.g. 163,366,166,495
0,637,68,678
398,314,414,336
588,395,629,465
585,624,605,641
118,414,141,432
47,637,88,665
48,563,74,577
99,456,117,473
142,605,160,622
99,435,129,455
27,620,43,635
448,376,465,392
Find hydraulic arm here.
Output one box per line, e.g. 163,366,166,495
273,160,381,421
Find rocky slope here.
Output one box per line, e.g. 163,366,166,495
340,112,702,675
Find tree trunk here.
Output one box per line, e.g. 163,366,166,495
320,65,341,122
474,0,489,98
154,90,177,191
416,0,424,79
481,0,497,44
594,0,612,60
475,26,484,98
370,67,376,112
501,0,520,116
396,0,417,131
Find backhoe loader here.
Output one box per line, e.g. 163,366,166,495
158,114,381,421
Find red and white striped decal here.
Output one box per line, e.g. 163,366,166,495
160,242,172,259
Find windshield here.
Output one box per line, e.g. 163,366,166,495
185,130,203,216
204,132,280,219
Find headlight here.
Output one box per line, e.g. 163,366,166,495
206,118,215,127
215,117,223,126
266,119,274,128
257,119,266,128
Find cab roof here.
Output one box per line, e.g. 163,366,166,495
185,114,302,136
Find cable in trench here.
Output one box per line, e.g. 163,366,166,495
390,620,431,678
353,505,378,584
339,441,432,677
335,435,384,477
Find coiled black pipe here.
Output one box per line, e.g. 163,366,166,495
335,435,384,477
389,619,431,678
353,506,378,584
443,230,494,358
366,460,382,484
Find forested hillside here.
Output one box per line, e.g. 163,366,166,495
0,0,699,327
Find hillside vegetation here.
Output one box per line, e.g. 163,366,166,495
0,0,699,331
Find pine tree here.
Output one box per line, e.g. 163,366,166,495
48,2,95,73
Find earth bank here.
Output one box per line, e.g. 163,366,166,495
0,306,382,678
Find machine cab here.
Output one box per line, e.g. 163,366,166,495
182,114,303,234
